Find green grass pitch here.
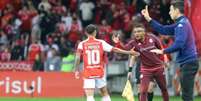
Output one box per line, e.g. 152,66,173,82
0,96,200,101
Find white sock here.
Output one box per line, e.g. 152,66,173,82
101,95,111,101
87,96,95,101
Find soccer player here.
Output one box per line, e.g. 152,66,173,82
74,24,139,101
113,23,169,101
141,1,199,101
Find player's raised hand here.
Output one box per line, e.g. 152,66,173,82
150,49,164,54
141,5,152,22
74,71,80,79
112,33,120,43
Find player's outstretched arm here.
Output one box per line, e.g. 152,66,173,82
112,33,134,50
112,47,140,56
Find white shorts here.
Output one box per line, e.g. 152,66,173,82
83,75,106,89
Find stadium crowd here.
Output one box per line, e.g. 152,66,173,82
0,0,174,71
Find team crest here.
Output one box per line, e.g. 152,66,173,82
149,39,153,43
140,74,143,79
138,43,142,45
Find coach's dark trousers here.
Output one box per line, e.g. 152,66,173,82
180,60,199,101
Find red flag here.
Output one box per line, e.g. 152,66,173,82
185,0,201,56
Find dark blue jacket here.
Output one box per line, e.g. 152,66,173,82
150,16,198,65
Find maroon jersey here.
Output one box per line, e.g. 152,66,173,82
124,34,164,69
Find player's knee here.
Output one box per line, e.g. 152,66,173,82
100,87,109,96
147,82,155,92
147,87,154,93
85,89,94,96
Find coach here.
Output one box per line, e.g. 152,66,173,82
141,1,199,101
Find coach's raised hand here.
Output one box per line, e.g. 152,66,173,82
141,5,152,22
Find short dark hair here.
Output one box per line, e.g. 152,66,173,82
171,0,184,14
85,24,97,35
133,23,145,29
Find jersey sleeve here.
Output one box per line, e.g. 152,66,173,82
101,40,113,52
77,42,83,52
124,40,136,50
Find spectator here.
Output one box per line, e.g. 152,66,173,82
32,51,44,71
1,45,11,61
18,5,37,34
38,0,51,13
27,37,44,62
31,11,42,41
11,17,22,39
111,3,125,30
51,0,66,16
122,12,132,38
55,20,66,35
59,36,72,57
44,47,61,71
69,0,78,12
97,19,113,44
61,49,75,72
44,36,59,59
79,0,95,27
112,30,129,61
0,30,9,45
127,0,137,16
62,10,72,32
67,13,82,47
105,3,115,25
1,3,14,25
50,21,64,44
11,40,24,60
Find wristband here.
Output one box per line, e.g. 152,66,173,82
128,67,133,72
